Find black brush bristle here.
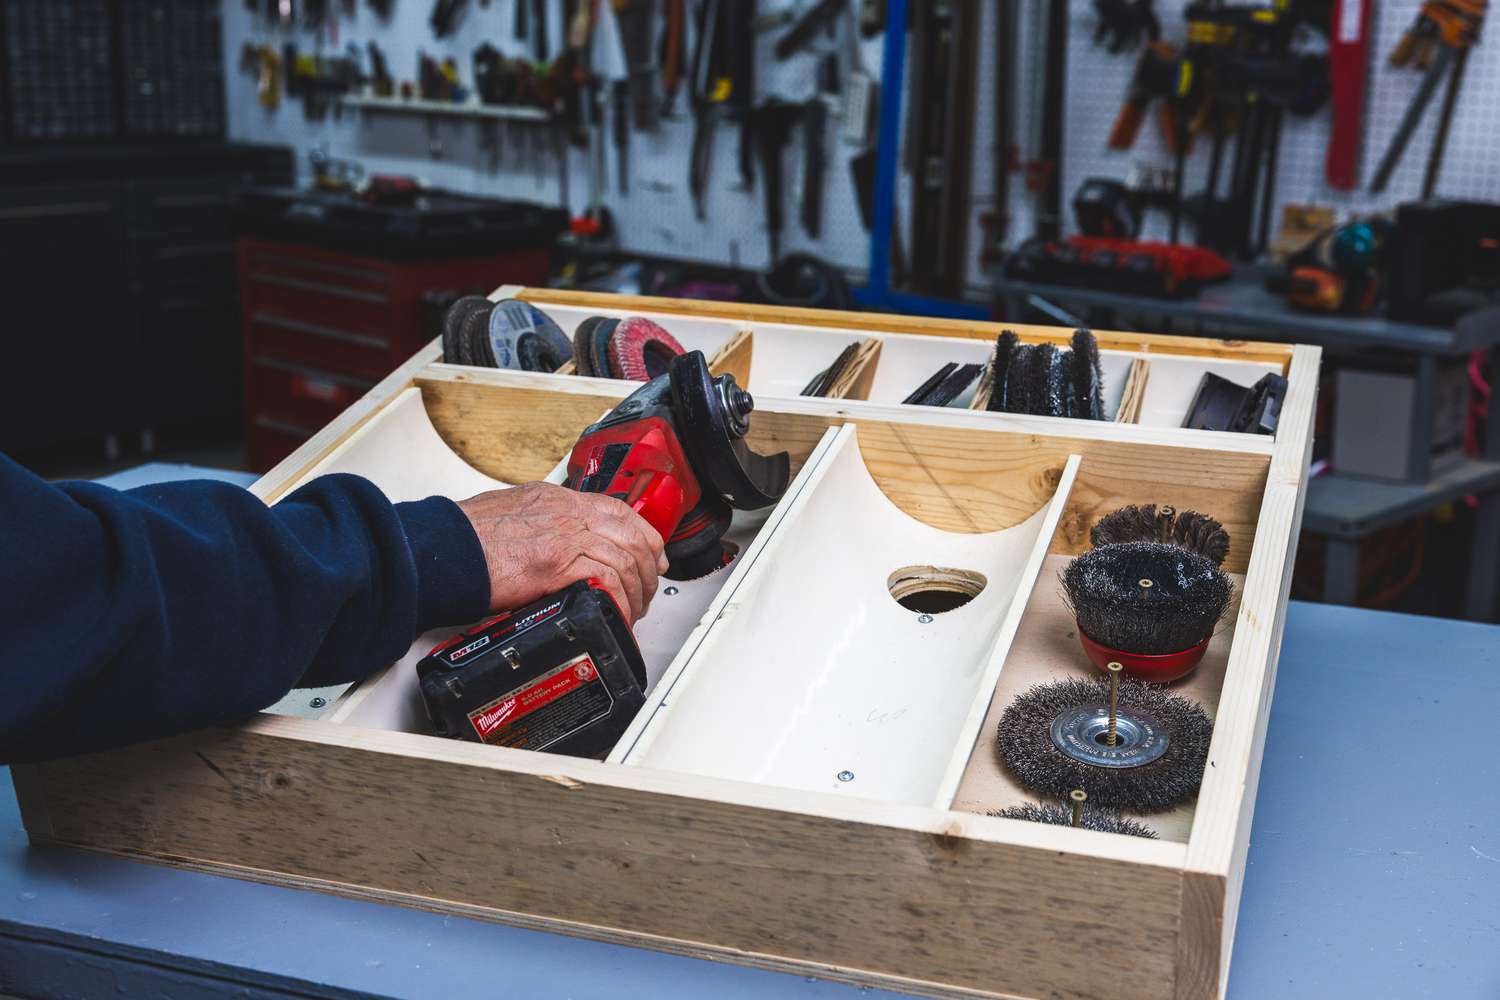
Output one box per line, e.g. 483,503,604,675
997,676,1213,812
1090,504,1231,568
987,331,1020,412
989,801,1158,839
1171,511,1231,567
1061,542,1232,654
1068,328,1105,419
1027,343,1064,416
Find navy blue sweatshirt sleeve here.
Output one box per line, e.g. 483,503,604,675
0,452,491,763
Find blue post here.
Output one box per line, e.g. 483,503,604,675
853,0,988,321
865,0,907,303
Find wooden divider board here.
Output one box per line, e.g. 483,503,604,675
9,290,1320,1000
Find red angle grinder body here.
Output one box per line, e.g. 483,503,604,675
418,351,789,756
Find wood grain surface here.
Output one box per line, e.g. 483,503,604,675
26,719,1188,1000
516,289,1297,365
416,369,1270,572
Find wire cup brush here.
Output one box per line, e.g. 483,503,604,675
997,671,1213,813
1090,503,1230,567
1062,540,1233,682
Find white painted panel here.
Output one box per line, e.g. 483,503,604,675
865,332,994,405
623,426,1078,808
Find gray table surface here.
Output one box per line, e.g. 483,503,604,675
4,468,1498,999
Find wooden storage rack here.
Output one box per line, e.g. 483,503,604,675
11,287,1319,1000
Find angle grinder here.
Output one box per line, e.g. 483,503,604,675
418,350,790,757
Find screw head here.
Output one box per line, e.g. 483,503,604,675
917,613,934,624
309,696,327,709
837,770,855,782
664,585,679,596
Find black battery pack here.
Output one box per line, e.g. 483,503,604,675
417,581,648,758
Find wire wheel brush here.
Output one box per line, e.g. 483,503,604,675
984,328,1105,419
990,800,1158,839
1090,504,1230,567
1062,541,1233,682
997,675,1213,812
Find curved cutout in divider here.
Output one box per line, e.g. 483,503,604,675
283,387,810,736
293,386,508,501
619,425,1080,809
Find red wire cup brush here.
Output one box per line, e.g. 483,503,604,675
1062,540,1233,683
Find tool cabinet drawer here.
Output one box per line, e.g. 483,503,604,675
14,288,1320,1000
241,247,397,339
248,357,374,431
247,311,395,381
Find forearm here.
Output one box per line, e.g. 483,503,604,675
0,456,488,762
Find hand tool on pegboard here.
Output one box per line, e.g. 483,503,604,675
773,0,845,59
1370,0,1488,195
1183,2,1328,258
1029,0,1069,242
747,99,804,262
613,80,631,193
1326,0,1371,189
905,0,979,297
1093,0,1160,53
801,97,828,238
1106,41,1190,153
431,0,466,36
659,0,687,115
979,0,1018,267
418,349,790,756
614,0,662,130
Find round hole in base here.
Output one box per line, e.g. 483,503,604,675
887,565,987,615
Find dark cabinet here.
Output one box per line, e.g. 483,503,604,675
0,143,293,455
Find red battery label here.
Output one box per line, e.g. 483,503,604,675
466,653,614,751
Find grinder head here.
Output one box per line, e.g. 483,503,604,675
668,351,790,510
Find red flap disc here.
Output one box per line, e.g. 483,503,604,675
608,317,686,382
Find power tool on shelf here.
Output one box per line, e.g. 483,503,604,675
418,350,790,757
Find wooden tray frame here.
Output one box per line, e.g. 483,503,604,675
11,288,1319,1000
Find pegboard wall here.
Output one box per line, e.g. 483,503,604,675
222,0,882,277
222,2,1500,299
1058,0,1500,247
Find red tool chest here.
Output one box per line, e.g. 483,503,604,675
238,238,551,470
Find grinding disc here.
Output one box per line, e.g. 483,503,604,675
572,315,608,377
460,301,496,367
442,296,493,364
609,316,686,382
589,316,620,379
487,299,573,372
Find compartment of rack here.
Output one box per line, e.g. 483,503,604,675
262,377,839,738
612,424,1080,809
445,298,883,401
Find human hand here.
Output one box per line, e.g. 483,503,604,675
457,482,667,624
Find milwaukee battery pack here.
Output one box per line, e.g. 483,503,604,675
417,581,648,758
